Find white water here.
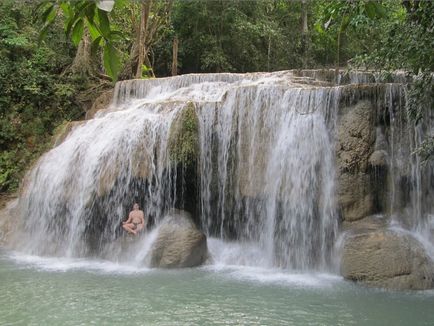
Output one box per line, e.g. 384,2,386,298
384,82,434,250
197,85,339,270
5,70,433,273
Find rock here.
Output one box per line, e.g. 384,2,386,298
85,89,114,120
337,101,375,173
168,102,199,166
51,121,85,147
341,230,434,290
337,101,376,221
369,150,388,168
0,197,18,245
149,210,208,268
338,172,374,221
373,127,388,152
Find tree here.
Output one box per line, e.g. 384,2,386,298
0,0,83,191
315,0,386,81
36,0,123,81
353,1,434,163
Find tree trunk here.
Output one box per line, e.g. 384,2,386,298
135,0,153,78
172,36,178,76
335,26,342,85
69,29,94,77
267,34,271,72
301,0,309,69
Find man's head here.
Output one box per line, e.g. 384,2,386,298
133,203,139,210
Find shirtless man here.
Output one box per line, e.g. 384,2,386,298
122,203,147,235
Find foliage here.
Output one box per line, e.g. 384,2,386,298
1,0,433,192
351,1,433,163
314,0,386,74
414,137,434,166
169,0,305,74
353,1,433,73
36,0,124,81
168,103,199,166
0,0,84,192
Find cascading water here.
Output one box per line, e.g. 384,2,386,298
197,84,340,269
5,70,433,272
384,82,434,257
14,101,182,258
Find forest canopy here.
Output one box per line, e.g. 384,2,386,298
0,0,433,193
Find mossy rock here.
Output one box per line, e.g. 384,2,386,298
168,102,199,166
51,120,85,148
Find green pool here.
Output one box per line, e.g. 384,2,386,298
1,250,433,326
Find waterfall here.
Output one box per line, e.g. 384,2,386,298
14,101,182,257
197,85,340,269
7,70,433,271
384,82,434,251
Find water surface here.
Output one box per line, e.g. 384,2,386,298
1,250,433,326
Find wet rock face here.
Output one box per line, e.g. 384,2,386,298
336,101,376,221
149,210,208,268
85,89,114,120
337,101,375,173
168,102,199,167
167,102,200,220
341,230,434,290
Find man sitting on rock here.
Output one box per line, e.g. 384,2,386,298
122,203,147,235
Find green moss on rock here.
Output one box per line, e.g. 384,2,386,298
168,102,199,166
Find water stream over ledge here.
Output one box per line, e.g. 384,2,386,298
9,71,346,269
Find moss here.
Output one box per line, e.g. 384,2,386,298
168,102,199,166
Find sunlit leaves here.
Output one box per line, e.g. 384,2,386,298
96,0,115,13
71,18,83,46
103,42,121,80
35,0,124,81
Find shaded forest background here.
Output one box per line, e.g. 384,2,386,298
0,0,432,193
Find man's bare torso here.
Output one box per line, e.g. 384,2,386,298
130,210,145,224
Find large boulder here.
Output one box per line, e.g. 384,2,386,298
341,229,434,290
149,210,208,268
336,101,376,221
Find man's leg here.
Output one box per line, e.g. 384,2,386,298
122,223,137,235
136,223,144,233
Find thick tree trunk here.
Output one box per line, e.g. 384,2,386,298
69,29,94,77
172,37,178,76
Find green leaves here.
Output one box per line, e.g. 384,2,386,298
103,42,121,80
35,0,124,82
0,0,86,192
71,19,84,46
91,35,103,56
364,1,386,20
97,9,111,38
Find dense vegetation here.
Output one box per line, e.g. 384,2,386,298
0,0,432,193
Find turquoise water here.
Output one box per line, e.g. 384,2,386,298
1,250,433,326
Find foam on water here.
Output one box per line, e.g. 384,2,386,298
8,252,151,274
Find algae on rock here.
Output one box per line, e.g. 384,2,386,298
168,102,200,166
